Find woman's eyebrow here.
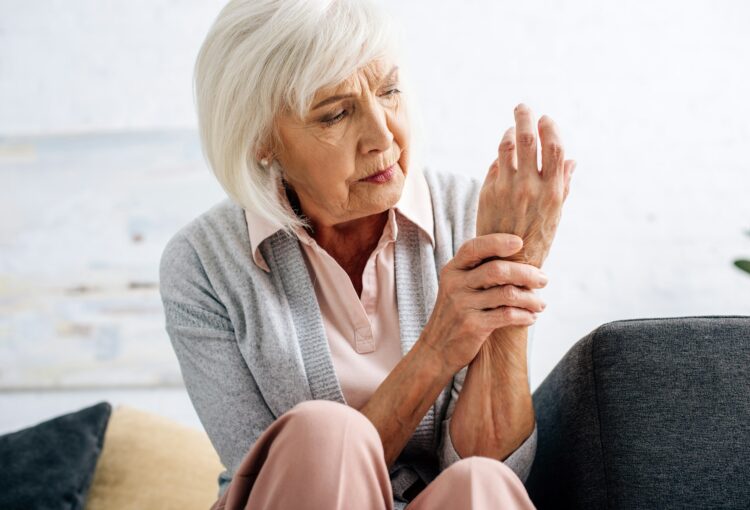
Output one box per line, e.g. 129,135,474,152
311,65,400,111
311,94,355,110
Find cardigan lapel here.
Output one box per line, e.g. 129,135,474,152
394,214,438,356
266,231,347,412
394,212,442,454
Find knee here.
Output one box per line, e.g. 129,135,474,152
430,457,533,508
282,400,380,447
288,399,368,426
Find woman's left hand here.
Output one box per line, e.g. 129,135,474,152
476,104,576,268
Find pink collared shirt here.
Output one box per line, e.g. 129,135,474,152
245,168,435,410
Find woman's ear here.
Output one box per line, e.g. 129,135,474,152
253,145,273,168
255,151,271,167
255,131,281,168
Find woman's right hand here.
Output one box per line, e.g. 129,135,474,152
420,233,549,374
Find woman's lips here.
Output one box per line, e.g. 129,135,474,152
360,165,395,184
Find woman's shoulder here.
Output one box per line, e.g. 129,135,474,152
159,198,254,302
161,198,246,265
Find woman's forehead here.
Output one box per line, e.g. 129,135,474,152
320,59,399,95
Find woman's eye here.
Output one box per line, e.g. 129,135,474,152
322,110,347,126
319,90,399,127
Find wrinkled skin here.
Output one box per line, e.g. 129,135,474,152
422,233,548,373
476,103,576,268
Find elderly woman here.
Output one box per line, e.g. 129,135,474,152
159,0,575,508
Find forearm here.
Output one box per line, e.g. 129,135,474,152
449,325,536,460
360,337,455,468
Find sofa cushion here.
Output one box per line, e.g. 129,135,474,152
0,401,112,510
526,316,750,509
84,404,225,510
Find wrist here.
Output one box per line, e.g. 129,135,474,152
479,326,529,369
474,330,531,402
414,334,457,382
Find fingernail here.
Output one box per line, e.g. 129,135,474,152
571,162,577,175
539,272,549,285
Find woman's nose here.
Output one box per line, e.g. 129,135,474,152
359,103,394,155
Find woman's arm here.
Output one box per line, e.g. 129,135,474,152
438,356,538,483
361,233,547,468
449,104,576,468
448,326,536,462
159,233,276,498
360,325,534,471
359,336,454,468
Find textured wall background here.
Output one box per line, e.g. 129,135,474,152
2,0,749,432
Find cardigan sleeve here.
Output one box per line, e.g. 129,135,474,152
437,366,538,483
159,232,275,498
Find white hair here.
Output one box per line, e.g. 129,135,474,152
194,0,425,235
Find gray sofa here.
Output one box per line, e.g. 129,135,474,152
526,316,750,509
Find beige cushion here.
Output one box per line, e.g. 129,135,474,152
84,405,224,510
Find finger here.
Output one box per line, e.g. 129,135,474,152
483,306,537,328
539,115,565,182
482,158,500,190
563,160,576,201
514,103,538,176
466,259,548,290
472,284,546,313
453,234,524,270
497,126,517,179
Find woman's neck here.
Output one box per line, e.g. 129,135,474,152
284,179,388,293
312,211,388,262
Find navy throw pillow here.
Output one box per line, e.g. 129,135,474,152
0,401,112,510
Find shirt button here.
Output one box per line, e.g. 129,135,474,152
354,326,375,354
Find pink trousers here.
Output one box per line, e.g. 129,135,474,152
210,400,537,510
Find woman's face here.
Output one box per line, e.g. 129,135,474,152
271,58,410,229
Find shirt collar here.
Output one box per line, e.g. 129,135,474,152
244,166,435,273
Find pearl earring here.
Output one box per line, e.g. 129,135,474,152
260,158,270,168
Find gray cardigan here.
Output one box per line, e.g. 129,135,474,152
159,168,537,508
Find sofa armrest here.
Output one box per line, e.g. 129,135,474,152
526,316,750,509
